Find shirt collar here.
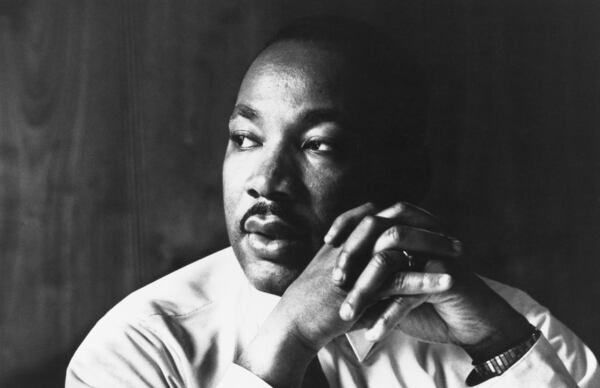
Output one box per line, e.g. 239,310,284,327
345,328,377,362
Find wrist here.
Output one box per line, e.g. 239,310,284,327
466,328,541,386
235,312,316,388
462,317,533,362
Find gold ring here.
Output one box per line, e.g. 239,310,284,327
402,250,415,269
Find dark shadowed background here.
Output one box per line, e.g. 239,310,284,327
1,0,599,387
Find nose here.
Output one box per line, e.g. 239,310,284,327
245,144,298,201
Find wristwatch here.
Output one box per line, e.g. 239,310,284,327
466,328,542,386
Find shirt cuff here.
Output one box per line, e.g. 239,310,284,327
477,335,579,387
217,364,273,388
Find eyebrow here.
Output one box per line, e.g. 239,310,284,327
229,103,344,128
230,104,259,122
300,108,343,128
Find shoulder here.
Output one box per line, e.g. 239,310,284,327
110,246,244,321
75,247,245,355
67,247,245,386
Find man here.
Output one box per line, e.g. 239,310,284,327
66,17,599,387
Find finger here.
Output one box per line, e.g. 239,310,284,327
376,202,407,218
373,225,463,258
331,204,408,284
378,271,453,297
333,215,396,285
327,202,444,247
423,257,453,274
350,300,388,331
339,250,405,321
377,202,444,233
324,202,377,246
364,295,428,342
340,256,454,321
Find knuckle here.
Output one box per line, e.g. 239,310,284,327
360,215,377,229
338,247,353,268
394,272,409,291
393,273,423,292
364,202,377,211
379,314,391,326
339,247,352,260
384,226,398,241
414,275,425,291
385,225,406,242
372,251,394,269
392,202,405,213
331,214,347,229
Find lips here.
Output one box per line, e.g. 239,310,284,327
242,215,306,261
243,215,303,239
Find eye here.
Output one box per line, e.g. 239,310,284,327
230,133,260,149
302,139,335,153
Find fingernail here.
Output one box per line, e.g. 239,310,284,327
339,302,354,321
437,274,453,290
332,267,345,284
365,320,385,342
324,232,333,244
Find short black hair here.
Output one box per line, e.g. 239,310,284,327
264,16,431,203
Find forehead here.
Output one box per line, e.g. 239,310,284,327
236,41,351,113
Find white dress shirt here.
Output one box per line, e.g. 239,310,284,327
66,247,600,387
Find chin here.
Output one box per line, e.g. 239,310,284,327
238,256,304,296
230,235,314,295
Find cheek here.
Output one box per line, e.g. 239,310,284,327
223,147,248,191
305,164,364,227
222,154,247,230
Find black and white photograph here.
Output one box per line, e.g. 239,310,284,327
1,1,599,387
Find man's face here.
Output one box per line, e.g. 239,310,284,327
223,41,370,295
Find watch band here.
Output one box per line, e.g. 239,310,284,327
466,328,542,386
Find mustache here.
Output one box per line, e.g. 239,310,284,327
239,202,307,233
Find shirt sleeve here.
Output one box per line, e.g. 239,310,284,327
66,311,274,388
478,335,585,387
478,278,600,387
66,317,186,388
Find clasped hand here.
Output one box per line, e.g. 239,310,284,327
279,202,531,361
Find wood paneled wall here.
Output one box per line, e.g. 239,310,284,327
1,1,598,386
